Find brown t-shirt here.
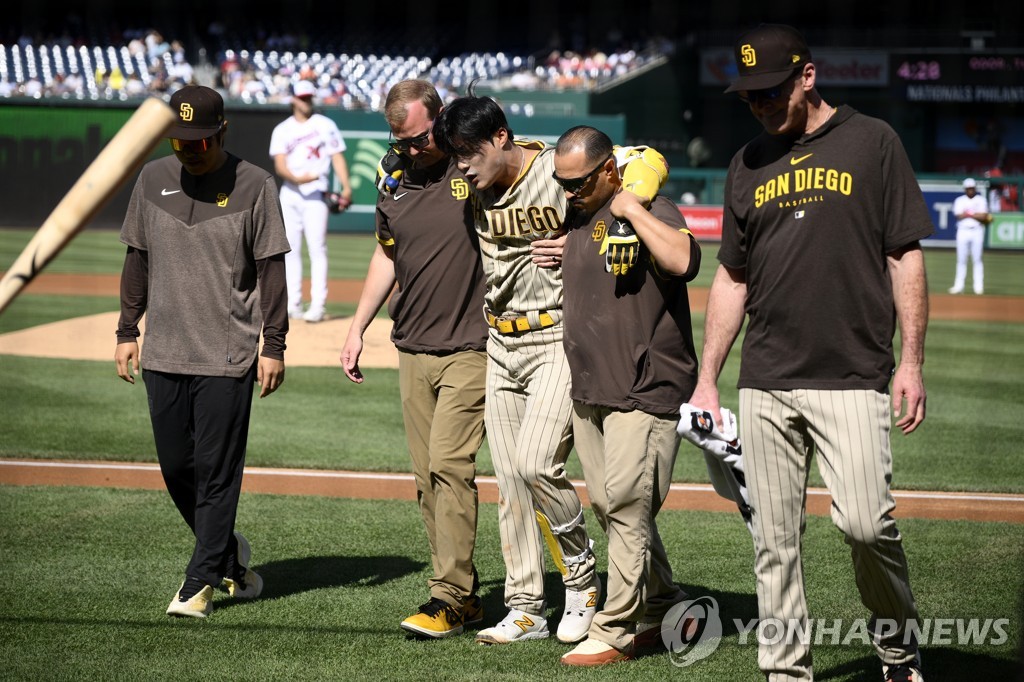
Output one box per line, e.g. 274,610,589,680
376,156,487,353
119,153,290,377
562,195,700,414
720,106,933,391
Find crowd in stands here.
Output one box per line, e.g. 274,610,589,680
0,27,660,108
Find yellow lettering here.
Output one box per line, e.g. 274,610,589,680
755,185,764,208
840,172,852,195
813,167,825,189
795,169,806,192
825,169,838,192
776,172,790,198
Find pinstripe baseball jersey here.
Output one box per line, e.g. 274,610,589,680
470,141,565,315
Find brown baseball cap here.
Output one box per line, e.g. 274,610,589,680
168,85,225,140
725,24,811,93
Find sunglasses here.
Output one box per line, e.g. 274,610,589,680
738,69,802,104
390,130,431,152
170,135,216,153
552,155,612,194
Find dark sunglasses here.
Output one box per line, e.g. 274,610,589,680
170,136,216,153
390,130,431,152
738,69,802,104
552,155,612,194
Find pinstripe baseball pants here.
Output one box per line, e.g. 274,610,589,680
485,324,597,615
740,388,921,681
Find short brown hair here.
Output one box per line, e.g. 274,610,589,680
384,80,442,128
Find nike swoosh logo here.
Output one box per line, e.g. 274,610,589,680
161,189,181,196
790,154,813,165
393,192,408,200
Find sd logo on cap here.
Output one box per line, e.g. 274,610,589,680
168,85,225,140
725,24,811,94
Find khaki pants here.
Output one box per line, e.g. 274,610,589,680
572,403,687,650
740,388,920,681
399,349,487,607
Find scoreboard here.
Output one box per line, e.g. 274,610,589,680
891,53,1024,103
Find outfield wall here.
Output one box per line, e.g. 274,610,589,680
2,100,1021,249
0,100,623,232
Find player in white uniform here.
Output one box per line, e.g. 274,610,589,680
948,177,990,295
269,79,352,322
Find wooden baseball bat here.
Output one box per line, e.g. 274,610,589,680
0,97,176,315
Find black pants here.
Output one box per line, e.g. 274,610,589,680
143,364,256,586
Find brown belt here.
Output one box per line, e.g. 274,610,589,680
486,311,556,335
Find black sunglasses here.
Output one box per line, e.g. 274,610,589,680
552,154,612,194
390,130,431,152
738,69,802,104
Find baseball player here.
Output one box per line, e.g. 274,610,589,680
553,125,698,666
269,79,352,322
431,89,670,648
688,25,930,682
115,85,290,618
948,177,990,295
341,80,489,639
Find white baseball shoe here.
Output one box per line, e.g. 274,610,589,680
475,609,550,644
302,306,325,323
288,305,305,320
223,568,264,599
557,577,601,643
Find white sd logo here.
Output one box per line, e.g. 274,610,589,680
661,596,723,667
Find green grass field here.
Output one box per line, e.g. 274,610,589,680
1,227,1023,677
0,486,1020,680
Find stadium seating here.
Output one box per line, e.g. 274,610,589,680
1,37,659,109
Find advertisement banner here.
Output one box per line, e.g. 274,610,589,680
679,205,724,241
700,48,887,88
988,213,1024,250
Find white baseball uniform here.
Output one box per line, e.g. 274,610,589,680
951,191,988,294
269,112,347,314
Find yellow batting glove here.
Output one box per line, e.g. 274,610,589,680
599,220,640,276
616,146,669,207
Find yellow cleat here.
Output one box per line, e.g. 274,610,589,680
401,598,465,639
166,583,214,618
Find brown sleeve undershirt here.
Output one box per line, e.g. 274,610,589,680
257,254,288,360
116,248,288,359
116,246,147,344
